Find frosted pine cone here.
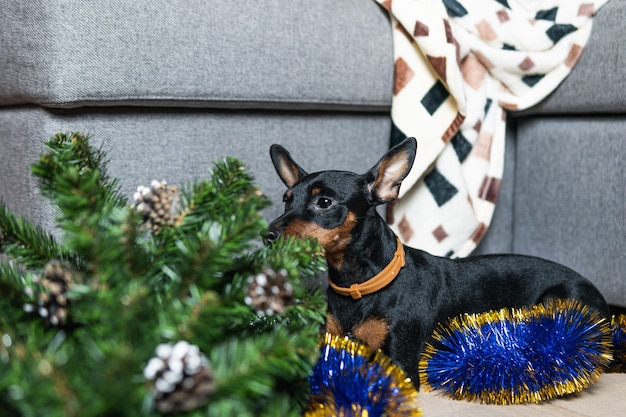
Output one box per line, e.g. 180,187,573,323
244,268,293,317
144,341,215,414
133,180,182,233
23,261,73,327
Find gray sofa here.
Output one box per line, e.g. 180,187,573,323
1,1,624,309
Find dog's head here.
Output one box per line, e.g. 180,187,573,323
266,138,416,267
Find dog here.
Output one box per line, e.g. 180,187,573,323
266,137,610,387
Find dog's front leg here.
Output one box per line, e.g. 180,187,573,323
385,330,426,389
325,313,344,337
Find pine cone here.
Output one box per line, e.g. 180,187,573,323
244,268,293,317
133,180,182,233
144,341,215,414
23,261,73,327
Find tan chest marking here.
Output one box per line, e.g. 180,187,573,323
325,314,389,351
352,317,389,351
325,313,344,336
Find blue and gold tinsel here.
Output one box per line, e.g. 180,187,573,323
419,299,614,404
609,313,626,373
305,333,421,417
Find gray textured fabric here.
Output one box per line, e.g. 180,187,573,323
520,0,626,115
0,0,393,110
513,116,625,306
2,1,622,113
0,106,391,229
473,120,517,255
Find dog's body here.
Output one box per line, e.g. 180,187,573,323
267,138,609,387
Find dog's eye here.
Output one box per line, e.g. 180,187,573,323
316,197,333,209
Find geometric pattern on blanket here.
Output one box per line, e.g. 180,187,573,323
375,0,608,257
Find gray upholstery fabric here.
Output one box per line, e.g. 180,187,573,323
513,116,625,306
0,0,392,110
0,106,390,230
473,121,517,255
2,1,622,113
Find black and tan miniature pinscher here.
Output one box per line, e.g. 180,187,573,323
266,137,610,387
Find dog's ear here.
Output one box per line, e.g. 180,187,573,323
270,144,308,188
365,137,417,204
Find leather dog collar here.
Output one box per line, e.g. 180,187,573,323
329,237,405,300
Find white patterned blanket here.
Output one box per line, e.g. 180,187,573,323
374,0,609,257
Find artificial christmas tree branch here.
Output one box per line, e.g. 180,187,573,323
29,133,140,285
0,204,75,269
0,132,327,417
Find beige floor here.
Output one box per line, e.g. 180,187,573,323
418,373,626,417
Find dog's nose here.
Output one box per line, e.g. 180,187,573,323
264,229,281,244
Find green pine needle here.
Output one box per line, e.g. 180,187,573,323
0,203,75,269
30,132,126,210
0,133,329,416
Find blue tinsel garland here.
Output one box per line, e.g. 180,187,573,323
306,333,421,417
419,299,613,404
305,302,623,413
610,314,626,372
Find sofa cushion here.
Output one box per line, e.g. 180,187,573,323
0,106,391,231
513,116,625,306
2,1,621,114
0,0,393,111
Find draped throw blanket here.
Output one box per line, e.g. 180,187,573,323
374,0,609,257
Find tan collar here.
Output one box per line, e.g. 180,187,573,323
328,237,405,299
